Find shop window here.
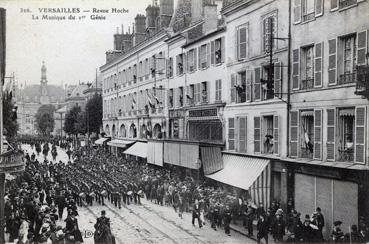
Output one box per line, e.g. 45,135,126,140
300,111,314,159
263,115,274,154
338,108,355,162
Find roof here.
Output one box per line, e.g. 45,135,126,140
16,84,65,103
67,84,89,98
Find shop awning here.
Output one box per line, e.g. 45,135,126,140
206,154,270,190
147,141,164,166
201,146,223,175
339,108,355,117
123,142,147,158
107,139,134,148
301,111,314,117
95,138,109,145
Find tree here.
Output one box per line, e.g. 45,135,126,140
35,104,55,136
64,105,86,136
85,93,102,135
2,92,19,139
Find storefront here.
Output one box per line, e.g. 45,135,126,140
187,107,223,142
290,162,369,239
168,109,185,139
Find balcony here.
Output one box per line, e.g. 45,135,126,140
355,65,369,98
338,72,356,85
300,147,313,159
338,148,354,162
339,0,357,8
300,78,314,90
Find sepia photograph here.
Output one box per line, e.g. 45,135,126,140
0,0,368,243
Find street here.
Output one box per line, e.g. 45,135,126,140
19,145,253,244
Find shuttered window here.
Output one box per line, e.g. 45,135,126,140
314,42,323,87
254,67,261,100
355,107,366,163
211,41,215,65
274,61,282,97
215,79,222,102
231,74,236,103
328,39,337,85
326,109,336,161
357,30,368,66
290,111,299,157
274,115,279,155
238,117,247,153
254,117,261,153
314,109,323,160
228,118,235,150
237,25,248,60
292,49,300,89
220,36,225,63
206,44,211,68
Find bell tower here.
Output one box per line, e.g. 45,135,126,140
40,61,50,104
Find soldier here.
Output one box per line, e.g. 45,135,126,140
272,213,285,242
192,199,202,228
223,205,232,236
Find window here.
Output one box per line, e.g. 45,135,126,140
300,111,314,159
263,14,277,54
261,65,275,100
145,58,149,79
301,45,314,90
133,65,137,83
213,37,225,64
187,49,195,72
339,34,356,84
237,25,248,60
236,71,246,103
188,84,195,105
157,52,165,71
139,62,143,81
215,79,222,102
200,44,208,68
302,0,315,21
151,55,156,78
263,115,274,154
201,82,208,103
176,54,184,75
228,118,235,150
168,57,173,78
168,89,174,108
338,108,355,162
179,87,184,107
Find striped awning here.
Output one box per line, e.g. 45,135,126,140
301,111,314,117
206,153,271,207
123,142,147,158
95,137,109,145
201,147,223,175
107,139,134,148
339,108,355,117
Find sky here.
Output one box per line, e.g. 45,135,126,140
1,0,155,87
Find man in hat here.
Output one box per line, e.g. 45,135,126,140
331,221,344,242
272,212,285,242
257,214,269,244
302,214,314,242
316,207,325,241
192,199,202,228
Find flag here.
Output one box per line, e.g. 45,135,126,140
147,96,154,108
131,97,136,109
153,95,160,104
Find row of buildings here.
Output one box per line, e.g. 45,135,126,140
100,0,369,236
16,62,101,136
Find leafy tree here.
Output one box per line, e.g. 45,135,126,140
64,105,86,136
3,92,19,139
35,104,55,136
85,93,102,135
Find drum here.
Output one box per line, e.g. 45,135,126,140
101,190,107,196
79,192,86,198
89,192,96,197
127,191,133,196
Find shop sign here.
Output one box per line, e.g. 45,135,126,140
169,110,185,118
189,108,217,117
0,149,25,173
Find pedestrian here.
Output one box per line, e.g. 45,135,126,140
94,210,113,244
272,213,285,242
302,214,314,243
192,199,202,228
316,207,325,241
257,214,269,244
223,205,232,236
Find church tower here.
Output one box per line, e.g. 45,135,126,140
40,61,50,104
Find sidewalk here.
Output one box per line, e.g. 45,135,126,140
229,222,277,244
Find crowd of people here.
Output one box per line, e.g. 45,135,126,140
4,137,369,244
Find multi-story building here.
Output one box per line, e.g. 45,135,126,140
216,0,290,210
288,0,369,236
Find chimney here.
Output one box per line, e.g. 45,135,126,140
159,0,174,29
191,0,203,23
145,4,160,36
113,27,125,50
121,24,124,34
134,14,146,46
203,3,218,33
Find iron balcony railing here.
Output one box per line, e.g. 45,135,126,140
355,65,369,97
338,72,356,85
339,0,357,8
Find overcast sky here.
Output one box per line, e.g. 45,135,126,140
1,0,155,87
